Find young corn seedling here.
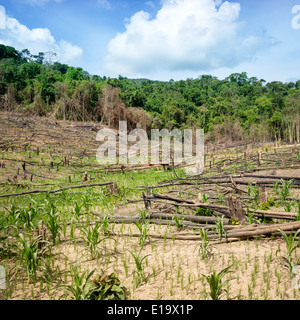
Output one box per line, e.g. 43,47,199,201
278,228,300,272
173,216,184,231
18,233,49,282
80,222,114,259
248,183,259,205
16,206,38,230
284,201,295,213
135,221,150,247
202,193,209,203
45,202,61,246
274,179,293,203
100,215,111,236
55,263,96,300
195,228,211,260
73,201,83,220
82,188,93,213
201,265,234,300
130,246,151,288
216,216,227,239
138,209,148,220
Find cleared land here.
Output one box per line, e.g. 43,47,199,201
0,111,300,300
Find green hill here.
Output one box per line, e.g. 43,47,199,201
0,44,299,144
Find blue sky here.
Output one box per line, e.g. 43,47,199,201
0,0,300,82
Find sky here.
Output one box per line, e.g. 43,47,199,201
0,0,300,83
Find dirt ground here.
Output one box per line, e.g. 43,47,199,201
1,111,300,300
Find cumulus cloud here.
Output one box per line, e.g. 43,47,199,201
0,5,83,65
104,0,275,76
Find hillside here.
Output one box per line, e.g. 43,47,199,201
0,44,299,144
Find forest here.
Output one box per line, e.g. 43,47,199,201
0,44,299,144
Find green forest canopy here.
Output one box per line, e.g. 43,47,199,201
0,44,299,144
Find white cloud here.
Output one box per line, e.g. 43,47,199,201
97,0,113,10
104,0,275,77
0,5,5,29
0,5,83,65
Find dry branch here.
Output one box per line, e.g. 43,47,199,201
225,221,300,239
0,182,114,198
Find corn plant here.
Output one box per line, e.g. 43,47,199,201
284,201,294,213
100,215,111,235
202,193,209,203
248,183,259,204
274,179,293,202
80,222,114,259
73,201,83,220
130,246,151,287
18,233,48,282
278,228,300,272
195,228,211,260
55,264,96,300
173,216,184,231
45,202,61,246
216,216,227,239
138,209,147,220
201,265,234,300
6,203,19,226
135,221,150,247
15,206,37,229
81,188,93,213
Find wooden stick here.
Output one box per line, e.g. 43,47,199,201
226,221,300,239
0,182,114,198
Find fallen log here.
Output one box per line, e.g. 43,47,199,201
151,193,195,204
145,193,297,220
90,212,237,231
0,182,114,198
149,212,231,225
225,220,300,239
247,208,297,218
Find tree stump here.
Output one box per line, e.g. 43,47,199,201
227,195,246,224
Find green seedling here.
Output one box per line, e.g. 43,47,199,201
18,233,49,282
274,179,293,202
80,222,114,259
130,247,151,287
195,228,212,260
248,183,259,204
100,215,111,235
55,264,96,300
201,265,234,300
216,216,227,239
135,221,150,247
45,202,61,246
73,201,83,220
16,206,38,229
173,215,184,231
278,228,300,272
284,201,294,213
